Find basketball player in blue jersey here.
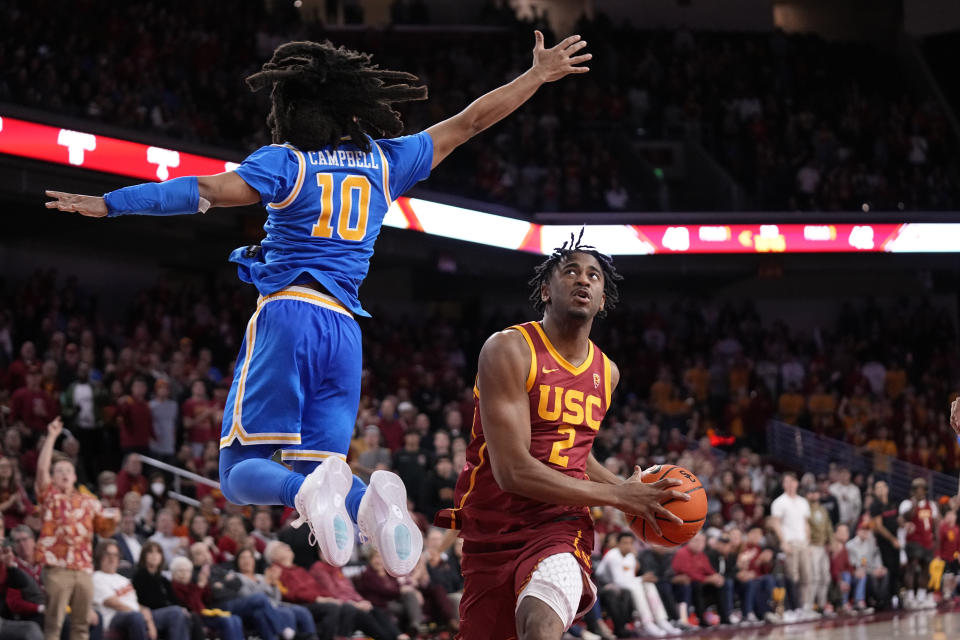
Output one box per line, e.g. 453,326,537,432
45,32,591,576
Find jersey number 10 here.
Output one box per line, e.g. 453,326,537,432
311,173,371,241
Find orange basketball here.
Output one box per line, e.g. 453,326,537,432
625,464,707,547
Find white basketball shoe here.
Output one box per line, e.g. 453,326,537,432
357,470,423,577
291,456,355,566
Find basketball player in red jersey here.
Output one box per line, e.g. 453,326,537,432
435,234,690,640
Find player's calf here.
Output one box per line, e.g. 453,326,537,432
516,596,566,640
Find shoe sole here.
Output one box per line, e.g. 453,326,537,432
309,457,355,566
362,470,423,577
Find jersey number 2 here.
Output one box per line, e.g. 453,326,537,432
311,173,371,241
549,426,576,468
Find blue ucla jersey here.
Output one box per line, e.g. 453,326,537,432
229,132,434,317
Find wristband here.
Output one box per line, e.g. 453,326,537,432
104,176,211,217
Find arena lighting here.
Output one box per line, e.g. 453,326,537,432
3,114,960,255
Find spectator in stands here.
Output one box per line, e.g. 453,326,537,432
706,533,740,623
639,543,693,631
4,523,68,636
116,454,148,499
234,548,317,639
356,548,423,637
0,541,44,640
899,477,939,609
817,474,840,527
420,455,457,521
117,378,153,456
250,509,277,553
770,472,813,617
263,540,342,639
735,527,775,623
831,523,874,614
188,541,289,640
217,514,253,563
938,508,960,601
309,555,406,638
148,509,188,565
170,555,247,640
422,528,462,618
147,380,177,465
869,479,901,604
92,539,189,640
828,468,861,531
181,380,216,458
11,370,58,442
113,511,144,571
352,425,392,484
594,531,679,635
805,485,834,615
35,417,101,640
845,523,890,610
0,457,32,531
672,533,730,628
130,540,193,632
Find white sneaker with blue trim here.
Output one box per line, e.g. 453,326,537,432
357,470,423,577
291,456,355,566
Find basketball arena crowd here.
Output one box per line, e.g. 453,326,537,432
2,1,959,213
0,268,955,640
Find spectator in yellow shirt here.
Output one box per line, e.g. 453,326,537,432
778,383,806,425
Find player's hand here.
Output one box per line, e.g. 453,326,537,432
44,191,109,217
531,31,591,83
47,416,63,439
618,466,689,537
950,397,960,436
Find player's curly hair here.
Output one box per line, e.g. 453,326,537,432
246,40,428,153
528,229,623,319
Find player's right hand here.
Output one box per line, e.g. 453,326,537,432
617,467,689,536
47,416,63,439
44,191,109,217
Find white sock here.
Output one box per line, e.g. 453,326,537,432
282,628,295,640
918,588,927,599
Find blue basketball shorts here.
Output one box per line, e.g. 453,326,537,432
219,285,361,465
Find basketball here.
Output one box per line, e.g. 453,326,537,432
626,464,707,547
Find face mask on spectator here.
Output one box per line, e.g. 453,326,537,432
151,482,165,496
102,484,117,496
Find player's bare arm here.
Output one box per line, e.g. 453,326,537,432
425,30,590,169
478,330,686,533
35,416,62,494
44,171,259,218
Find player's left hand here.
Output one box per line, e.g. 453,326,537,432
950,396,960,436
44,190,109,217
531,31,591,83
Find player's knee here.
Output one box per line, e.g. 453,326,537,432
219,464,240,505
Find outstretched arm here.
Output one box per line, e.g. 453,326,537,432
478,331,685,534
425,31,590,169
45,171,259,218
35,416,62,494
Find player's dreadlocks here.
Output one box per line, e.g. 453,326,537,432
246,40,428,153
528,229,623,319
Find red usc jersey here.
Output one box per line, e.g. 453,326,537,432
906,499,937,549
435,321,613,543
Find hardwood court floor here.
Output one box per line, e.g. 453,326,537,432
677,607,960,640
